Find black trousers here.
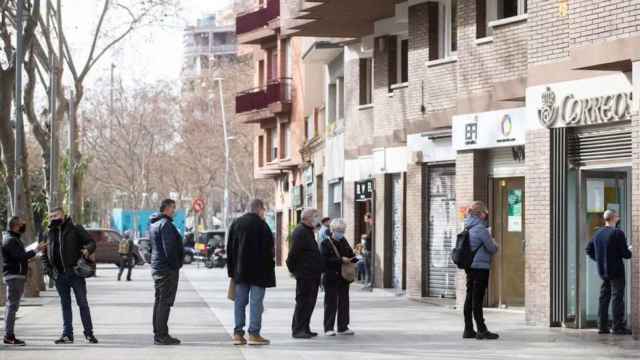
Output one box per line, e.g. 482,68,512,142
118,256,133,281
599,276,626,331
292,277,320,335
464,269,489,333
152,270,179,337
323,278,350,332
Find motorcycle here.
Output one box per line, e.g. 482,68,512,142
204,245,227,269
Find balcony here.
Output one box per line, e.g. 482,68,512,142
184,44,237,57
236,78,292,123
236,0,280,44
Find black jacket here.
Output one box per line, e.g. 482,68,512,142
2,231,36,278
226,213,276,288
149,213,184,272
586,227,632,280
43,217,95,275
286,223,324,279
320,236,355,283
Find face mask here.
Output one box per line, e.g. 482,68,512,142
50,218,63,227
18,224,26,234
333,231,345,240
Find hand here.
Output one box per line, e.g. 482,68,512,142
37,242,47,252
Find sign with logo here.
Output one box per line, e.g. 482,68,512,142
192,198,205,214
355,179,374,201
527,73,633,130
452,108,526,151
292,185,303,209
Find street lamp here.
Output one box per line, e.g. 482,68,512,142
213,78,230,231
13,0,26,216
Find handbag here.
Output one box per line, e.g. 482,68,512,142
227,278,236,301
328,239,356,283
74,256,96,278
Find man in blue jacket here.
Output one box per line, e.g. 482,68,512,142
586,209,632,335
149,199,184,345
463,201,499,340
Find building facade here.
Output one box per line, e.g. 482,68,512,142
241,0,640,336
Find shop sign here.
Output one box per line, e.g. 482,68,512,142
303,166,314,184
452,108,526,151
355,179,374,201
507,189,523,232
292,185,303,209
537,87,632,129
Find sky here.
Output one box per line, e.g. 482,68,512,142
63,0,233,87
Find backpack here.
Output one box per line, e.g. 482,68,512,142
118,239,131,255
450,227,483,270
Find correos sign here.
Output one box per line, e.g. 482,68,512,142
452,108,526,151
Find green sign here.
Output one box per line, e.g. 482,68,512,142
508,189,522,232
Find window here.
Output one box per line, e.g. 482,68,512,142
267,48,278,80
387,35,409,89
258,135,264,167
280,123,290,159
400,39,409,83
267,127,277,162
477,0,527,38
359,58,373,105
337,77,345,120
428,0,458,61
304,116,315,141
328,83,337,122
258,59,265,88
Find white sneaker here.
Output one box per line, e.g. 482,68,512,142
324,331,336,337
338,329,354,336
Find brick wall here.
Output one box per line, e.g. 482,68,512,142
344,45,375,156
405,163,425,298
527,0,570,65
524,128,551,325
454,150,488,306
569,0,640,48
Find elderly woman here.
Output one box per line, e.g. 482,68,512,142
320,218,356,336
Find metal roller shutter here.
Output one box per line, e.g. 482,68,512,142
568,126,631,167
426,166,457,298
391,174,403,291
488,147,525,178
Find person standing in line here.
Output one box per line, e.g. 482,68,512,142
463,201,499,340
43,207,98,344
227,199,275,346
2,216,45,346
320,218,356,337
362,213,373,289
586,209,632,335
317,217,331,248
117,231,134,281
149,199,184,345
286,208,325,339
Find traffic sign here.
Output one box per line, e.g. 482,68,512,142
192,198,205,214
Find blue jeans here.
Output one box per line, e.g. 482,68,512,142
234,283,266,336
55,271,94,337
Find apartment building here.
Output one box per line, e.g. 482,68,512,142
277,0,640,336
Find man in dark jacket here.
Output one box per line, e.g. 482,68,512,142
149,199,184,345
2,216,44,346
42,208,98,344
227,198,275,346
286,208,324,339
586,209,632,335
117,232,134,281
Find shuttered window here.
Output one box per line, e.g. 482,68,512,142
476,0,487,39
568,128,632,167
428,2,440,60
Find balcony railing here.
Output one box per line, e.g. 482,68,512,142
236,78,292,114
184,44,237,56
236,0,280,35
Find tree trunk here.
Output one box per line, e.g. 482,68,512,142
0,67,16,212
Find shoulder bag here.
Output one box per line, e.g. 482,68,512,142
328,239,356,283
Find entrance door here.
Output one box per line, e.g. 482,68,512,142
576,170,630,328
390,174,403,291
425,166,457,298
490,177,525,307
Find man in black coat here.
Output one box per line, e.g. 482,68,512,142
149,199,184,345
2,216,45,346
227,198,275,346
286,208,324,339
43,208,98,345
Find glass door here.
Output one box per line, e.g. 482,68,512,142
576,170,630,328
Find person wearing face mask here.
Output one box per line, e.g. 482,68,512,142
2,216,45,346
286,208,325,339
42,207,98,345
320,218,356,336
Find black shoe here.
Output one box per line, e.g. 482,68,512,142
54,335,74,344
476,330,499,340
292,332,313,339
598,328,610,334
462,329,477,339
307,331,318,337
4,336,26,346
85,334,99,344
154,335,181,345
612,328,632,335
126,279,132,282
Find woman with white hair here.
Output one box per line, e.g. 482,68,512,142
320,218,356,336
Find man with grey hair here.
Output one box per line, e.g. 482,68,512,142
287,208,324,339
227,198,275,346
587,208,632,335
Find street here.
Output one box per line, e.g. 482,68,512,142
1,264,639,360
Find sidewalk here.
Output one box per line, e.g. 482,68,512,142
186,266,640,360
1,265,639,360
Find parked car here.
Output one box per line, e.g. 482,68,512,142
86,229,144,267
